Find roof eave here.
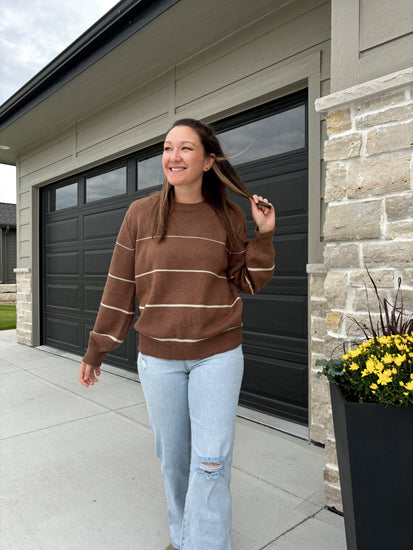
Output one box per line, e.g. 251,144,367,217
0,0,180,132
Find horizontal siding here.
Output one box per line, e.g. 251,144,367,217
20,134,73,179
176,3,330,108
360,0,413,52
76,81,171,153
359,34,413,84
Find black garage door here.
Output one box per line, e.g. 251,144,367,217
41,89,308,424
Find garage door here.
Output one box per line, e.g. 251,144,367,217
41,89,308,423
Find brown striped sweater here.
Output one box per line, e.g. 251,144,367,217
83,195,275,366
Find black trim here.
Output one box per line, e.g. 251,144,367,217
0,0,180,131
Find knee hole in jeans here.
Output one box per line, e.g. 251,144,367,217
198,457,225,479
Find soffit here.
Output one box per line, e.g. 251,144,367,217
0,0,284,165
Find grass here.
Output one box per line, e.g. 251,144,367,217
0,304,17,330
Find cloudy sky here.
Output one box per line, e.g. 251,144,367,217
0,0,121,203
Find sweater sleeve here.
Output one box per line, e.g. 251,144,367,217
82,209,136,367
227,211,275,295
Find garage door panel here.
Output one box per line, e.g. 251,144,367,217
45,218,79,244
84,249,113,275
46,251,80,275
46,316,81,349
243,335,307,365
275,234,307,274
242,354,308,407
83,208,126,240
260,275,307,295
45,284,80,310
243,294,307,337
84,285,104,313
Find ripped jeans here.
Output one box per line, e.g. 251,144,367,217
137,346,244,550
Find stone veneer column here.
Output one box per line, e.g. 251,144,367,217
315,68,413,511
14,267,33,346
307,263,328,445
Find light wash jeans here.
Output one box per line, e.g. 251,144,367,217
137,345,244,550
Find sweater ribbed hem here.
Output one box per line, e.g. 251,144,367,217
137,327,243,360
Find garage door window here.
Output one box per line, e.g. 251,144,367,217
49,182,78,211
86,166,127,202
137,154,163,189
218,104,306,165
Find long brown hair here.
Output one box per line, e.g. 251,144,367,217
153,118,253,250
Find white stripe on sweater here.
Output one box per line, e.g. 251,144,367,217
146,324,243,343
116,241,134,251
136,235,226,247
248,264,275,272
135,269,227,280
92,331,123,344
109,273,135,283
244,275,254,295
139,297,241,310
101,302,134,315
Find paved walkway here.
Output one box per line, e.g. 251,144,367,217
0,329,346,549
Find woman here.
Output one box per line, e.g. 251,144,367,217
79,118,275,550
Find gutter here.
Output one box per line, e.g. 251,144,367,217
0,0,180,131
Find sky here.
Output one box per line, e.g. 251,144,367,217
0,0,121,204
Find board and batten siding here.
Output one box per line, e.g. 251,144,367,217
331,0,413,92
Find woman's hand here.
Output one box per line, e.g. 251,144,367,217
79,361,101,387
250,195,275,233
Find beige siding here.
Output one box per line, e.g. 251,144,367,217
360,0,413,51
331,0,413,92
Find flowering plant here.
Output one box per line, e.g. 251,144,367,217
317,272,413,407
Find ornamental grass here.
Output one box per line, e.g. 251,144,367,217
317,271,413,407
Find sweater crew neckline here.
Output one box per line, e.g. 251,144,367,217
172,200,207,212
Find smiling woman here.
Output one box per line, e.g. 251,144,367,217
79,118,275,550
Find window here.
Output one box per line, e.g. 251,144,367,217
86,166,127,202
137,154,163,190
49,182,78,211
217,104,306,165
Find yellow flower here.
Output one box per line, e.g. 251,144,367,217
375,362,384,372
382,353,394,364
366,358,377,373
404,380,413,391
394,354,406,367
345,348,362,359
361,369,370,378
397,343,408,352
376,369,393,386
349,362,359,371
392,367,397,375
370,383,378,390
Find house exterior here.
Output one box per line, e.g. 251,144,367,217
0,0,411,510
0,202,17,285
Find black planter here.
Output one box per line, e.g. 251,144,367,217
330,383,413,550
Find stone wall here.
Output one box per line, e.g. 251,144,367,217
0,284,17,305
14,268,32,346
308,264,328,444
315,68,413,511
